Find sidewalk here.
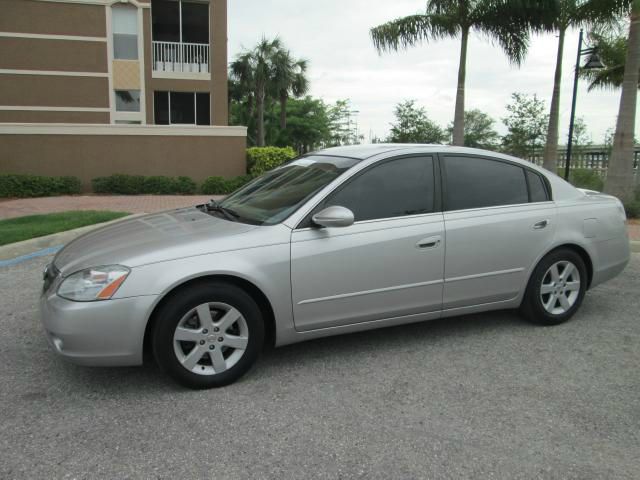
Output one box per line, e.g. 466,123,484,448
0,195,217,220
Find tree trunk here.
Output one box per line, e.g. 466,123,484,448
256,84,265,147
247,94,254,125
605,5,640,202
542,28,565,173
451,28,469,146
280,93,287,130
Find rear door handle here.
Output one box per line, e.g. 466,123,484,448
416,236,441,249
533,220,549,230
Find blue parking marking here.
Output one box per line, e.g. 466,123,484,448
0,245,63,268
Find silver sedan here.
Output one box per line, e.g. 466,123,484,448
40,145,630,388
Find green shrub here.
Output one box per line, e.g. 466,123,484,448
225,175,253,192
0,174,81,198
201,175,252,195
91,174,197,195
567,168,604,192
141,176,171,194
92,174,144,194
200,176,227,195
619,185,640,219
247,146,296,176
175,176,198,194
624,200,640,219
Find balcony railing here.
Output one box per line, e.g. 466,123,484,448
152,41,209,74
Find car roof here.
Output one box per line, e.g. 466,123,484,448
310,144,435,159
309,144,582,201
310,144,542,170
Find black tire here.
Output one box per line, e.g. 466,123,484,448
520,248,588,326
152,281,264,389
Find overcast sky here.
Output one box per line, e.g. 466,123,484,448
228,0,633,144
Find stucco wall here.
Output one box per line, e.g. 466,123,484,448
0,124,247,191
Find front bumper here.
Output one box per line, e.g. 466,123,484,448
40,291,159,367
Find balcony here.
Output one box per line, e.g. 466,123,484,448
152,41,209,75
151,0,210,79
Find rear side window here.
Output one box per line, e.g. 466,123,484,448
323,156,435,222
526,170,550,202
443,156,528,211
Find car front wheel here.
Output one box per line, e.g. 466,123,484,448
520,248,588,326
152,282,264,389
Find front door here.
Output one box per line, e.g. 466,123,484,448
290,155,445,331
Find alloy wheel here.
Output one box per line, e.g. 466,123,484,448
173,302,249,376
539,260,581,315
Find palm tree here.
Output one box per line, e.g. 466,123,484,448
229,38,309,146
584,0,640,202
230,51,257,139
540,2,593,173
370,0,553,146
252,38,281,147
272,50,309,129
229,38,282,147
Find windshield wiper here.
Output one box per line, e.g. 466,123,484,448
205,199,240,222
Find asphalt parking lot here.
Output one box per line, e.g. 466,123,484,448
1,255,639,479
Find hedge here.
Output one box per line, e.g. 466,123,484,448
247,146,297,176
0,174,82,198
201,175,253,195
567,168,604,192
623,185,640,218
92,174,197,195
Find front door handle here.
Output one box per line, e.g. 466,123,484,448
416,236,441,249
533,220,549,230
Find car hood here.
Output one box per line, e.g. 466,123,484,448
53,207,258,274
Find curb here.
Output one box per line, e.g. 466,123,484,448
0,214,140,265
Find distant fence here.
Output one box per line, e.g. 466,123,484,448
526,144,640,178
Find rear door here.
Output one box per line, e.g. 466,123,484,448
290,155,445,331
441,155,556,310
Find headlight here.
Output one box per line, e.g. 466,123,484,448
57,265,130,302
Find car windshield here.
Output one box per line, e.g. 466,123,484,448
219,155,359,225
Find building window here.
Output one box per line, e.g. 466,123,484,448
154,91,210,125
115,90,141,112
112,5,139,60
151,0,210,74
152,0,209,44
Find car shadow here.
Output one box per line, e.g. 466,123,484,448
52,309,531,394
257,309,526,369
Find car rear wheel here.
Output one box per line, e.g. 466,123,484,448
520,248,588,326
152,282,264,389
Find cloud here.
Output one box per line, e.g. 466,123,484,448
229,0,630,144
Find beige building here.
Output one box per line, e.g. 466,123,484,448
0,0,246,189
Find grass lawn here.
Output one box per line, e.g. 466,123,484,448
0,210,130,246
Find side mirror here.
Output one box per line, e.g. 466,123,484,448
312,206,355,228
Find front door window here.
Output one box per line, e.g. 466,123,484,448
322,156,435,222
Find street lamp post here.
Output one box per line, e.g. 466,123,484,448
564,29,605,180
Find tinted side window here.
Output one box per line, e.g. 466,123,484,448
324,156,435,222
444,156,528,211
526,170,549,202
